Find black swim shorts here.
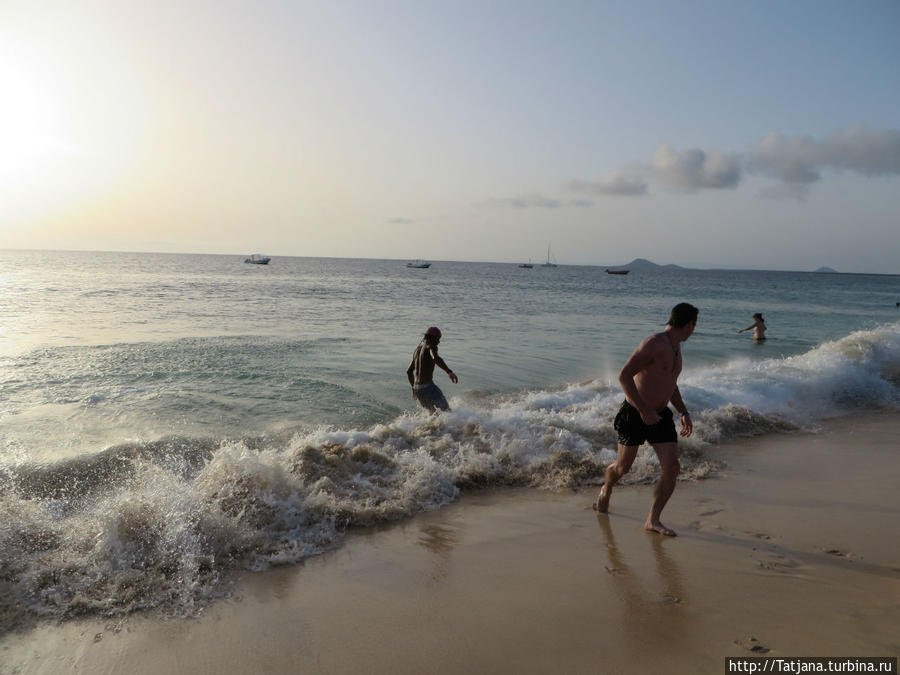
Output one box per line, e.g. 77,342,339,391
613,400,677,446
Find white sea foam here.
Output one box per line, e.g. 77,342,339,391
683,322,900,424
2,322,898,626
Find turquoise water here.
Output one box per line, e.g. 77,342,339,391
2,250,897,459
1,249,898,625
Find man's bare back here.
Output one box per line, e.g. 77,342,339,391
406,327,458,413
411,343,445,385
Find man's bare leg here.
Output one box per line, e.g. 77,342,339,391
644,442,679,536
594,444,638,513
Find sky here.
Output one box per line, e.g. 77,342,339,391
1,0,899,273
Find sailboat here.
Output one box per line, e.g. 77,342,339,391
518,259,534,268
541,244,558,267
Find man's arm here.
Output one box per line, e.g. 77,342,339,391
431,347,459,384
407,347,418,388
618,337,659,424
738,323,754,333
669,385,693,437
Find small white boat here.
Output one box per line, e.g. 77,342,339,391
406,260,432,268
244,254,271,265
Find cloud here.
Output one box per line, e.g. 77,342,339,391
483,192,563,209
748,133,823,186
651,144,742,191
521,124,900,206
388,217,414,224
749,125,900,189
567,170,648,197
820,125,900,175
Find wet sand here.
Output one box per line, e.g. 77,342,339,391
2,413,899,674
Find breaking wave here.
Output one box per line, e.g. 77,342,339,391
1,322,898,627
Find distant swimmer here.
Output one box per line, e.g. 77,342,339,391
738,313,767,341
594,303,698,537
407,326,458,413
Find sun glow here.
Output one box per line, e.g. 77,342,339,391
0,62,62,181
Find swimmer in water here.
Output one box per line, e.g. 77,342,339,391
738,313,767,341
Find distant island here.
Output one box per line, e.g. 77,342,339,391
602,259,844,274
605,258,685,271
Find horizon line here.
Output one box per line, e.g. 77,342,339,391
1,246,894,276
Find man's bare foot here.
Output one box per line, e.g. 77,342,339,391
644,520,676,536
593,483,610,513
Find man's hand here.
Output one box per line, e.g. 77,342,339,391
448,372,459,384
679,413,693,437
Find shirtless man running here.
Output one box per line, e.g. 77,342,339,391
594,303,698,536
407,326,458,413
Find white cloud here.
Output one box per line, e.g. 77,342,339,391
651,144,742,191
516,125,900,208
749,124,900,190
748,132,822,185
567,170,648,197
482,192,563,209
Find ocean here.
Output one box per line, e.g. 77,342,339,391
1,249,898,625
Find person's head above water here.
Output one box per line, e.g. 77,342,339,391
667,303,699,329
753,313,764,320
424,326,442,343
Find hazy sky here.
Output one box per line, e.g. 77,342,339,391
1,1,899,272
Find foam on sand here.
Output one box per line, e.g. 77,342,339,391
1,322,898,626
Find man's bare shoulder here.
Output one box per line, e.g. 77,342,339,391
622,332,666,372
637,332,668,354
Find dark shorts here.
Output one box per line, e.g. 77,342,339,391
614,401,677,447
413,381,449,411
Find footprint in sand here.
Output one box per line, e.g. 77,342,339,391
734,636,770,653
754,553,800,573
821,548,854,560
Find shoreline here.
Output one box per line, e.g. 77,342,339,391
2,413,899,674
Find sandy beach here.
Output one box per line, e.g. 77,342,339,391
2,413,898,675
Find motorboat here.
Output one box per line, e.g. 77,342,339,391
406,260,432,268
244,254,271,264
605,268,629,275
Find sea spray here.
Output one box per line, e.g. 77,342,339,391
2,322,899,626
